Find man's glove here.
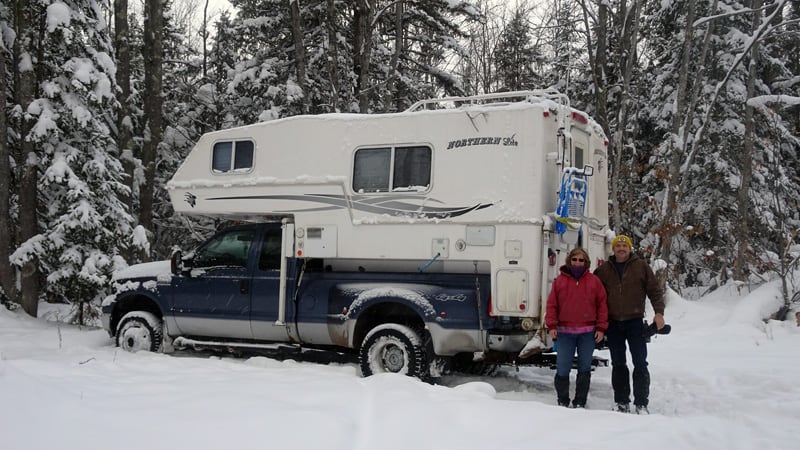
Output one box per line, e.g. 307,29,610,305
645,321,671,338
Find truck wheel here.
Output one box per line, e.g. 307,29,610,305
359,324,428,379
116,311,163,353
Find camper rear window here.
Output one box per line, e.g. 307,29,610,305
212,140,254,173
353,145,431,193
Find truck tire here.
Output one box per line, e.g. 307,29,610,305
359,324,428,379
116,311,163,353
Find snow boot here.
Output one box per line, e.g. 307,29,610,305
572,371,591,408
632,367,650,407
554,375,570,407
635,405,650,415
615,403,631,413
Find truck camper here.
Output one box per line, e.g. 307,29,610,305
102,90,610,378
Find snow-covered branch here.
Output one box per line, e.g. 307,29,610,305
747,95,800,108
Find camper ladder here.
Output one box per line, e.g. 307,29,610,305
555,168,588,235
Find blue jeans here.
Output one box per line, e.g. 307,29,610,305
555,331,595,377
606,318,650,405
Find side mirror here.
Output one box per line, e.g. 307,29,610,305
170,250,183,275
582,164,594,176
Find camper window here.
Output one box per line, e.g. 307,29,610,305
574,145,584,169
353,145,431,193
212,140,255,173
353,147,391,192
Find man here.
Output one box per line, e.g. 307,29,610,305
594,234,665,414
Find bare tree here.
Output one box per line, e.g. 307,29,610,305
325,0,341,111
579,1,642,230
114,0,136,245
733,0,762,281
0,29,15,303
288,0,308,113
202,0,210,79
451,0,507,95
386,0,404,111
353,0,373,112
140,0,164,235
13,0,42,316
658,0,704,286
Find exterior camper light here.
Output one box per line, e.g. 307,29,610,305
571,111,588,124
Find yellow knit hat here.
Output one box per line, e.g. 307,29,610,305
612,234,633,249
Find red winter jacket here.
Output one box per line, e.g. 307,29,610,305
545,266,608,332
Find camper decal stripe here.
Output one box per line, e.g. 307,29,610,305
204,194,493,219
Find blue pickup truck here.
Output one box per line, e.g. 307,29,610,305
102,222,543,378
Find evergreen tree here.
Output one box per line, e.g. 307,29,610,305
152,0,216,259
225,0,478,121
9,0,139,322
494,7,539,91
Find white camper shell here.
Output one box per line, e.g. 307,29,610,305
167,91,610,327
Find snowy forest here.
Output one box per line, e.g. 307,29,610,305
0,0,798,322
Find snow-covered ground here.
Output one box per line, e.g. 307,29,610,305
2,282,798,450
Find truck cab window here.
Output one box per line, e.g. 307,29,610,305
258,229,283,271
194,229,255,268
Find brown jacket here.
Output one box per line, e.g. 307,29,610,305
594,253,665,321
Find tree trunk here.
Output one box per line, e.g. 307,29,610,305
579,0,608,135
658,0,697,286
288,0,307,113
13,0,41,316
140,0,164,235
388,0,404,111
0,33,16,302
114,0,136,260
354,0,372,112
613,1,642,231
325,0,340,112
734,0,762,281
202,0,209,81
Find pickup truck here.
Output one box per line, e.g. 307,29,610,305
102,222,540,379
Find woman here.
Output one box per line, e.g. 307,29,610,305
545,247,608,408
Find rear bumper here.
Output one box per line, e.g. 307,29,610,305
426,323,531,355
487,332,530,352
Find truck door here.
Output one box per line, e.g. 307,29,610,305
250,225,292,341
171,227,256,339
